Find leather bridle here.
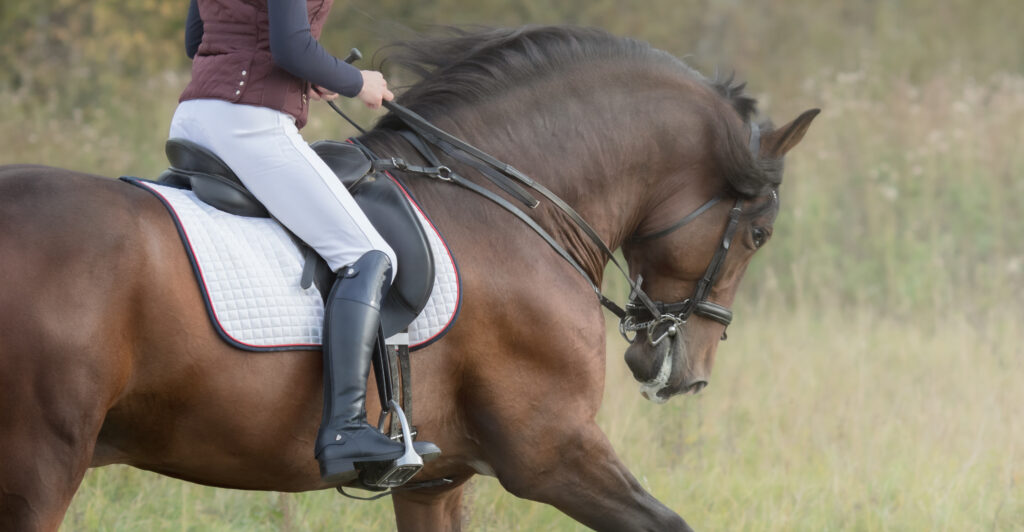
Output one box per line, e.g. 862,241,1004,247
616,124,761,345
337,100,762,347
618,196,744,345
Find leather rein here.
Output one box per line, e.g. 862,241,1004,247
343,100,760,346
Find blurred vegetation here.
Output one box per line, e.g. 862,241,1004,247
4,0,1023,103
1,0,1021,314
65,310,1024,531
1,0,1022,529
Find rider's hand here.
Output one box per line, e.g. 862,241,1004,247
356,70,395,110
308,85,338,102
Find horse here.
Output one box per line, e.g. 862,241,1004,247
0,26,817,531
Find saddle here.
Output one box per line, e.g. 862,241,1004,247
156,138,435,337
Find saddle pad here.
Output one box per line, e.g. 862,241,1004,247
127,178,460,351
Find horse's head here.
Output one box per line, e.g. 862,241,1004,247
620,108,819,403
367,26,819,401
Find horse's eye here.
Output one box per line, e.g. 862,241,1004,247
752,227,768,248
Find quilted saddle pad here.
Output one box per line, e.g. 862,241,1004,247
127,178,460,351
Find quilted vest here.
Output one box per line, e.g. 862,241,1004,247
179,0,334,129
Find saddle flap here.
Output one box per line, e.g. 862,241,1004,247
312,141,435,336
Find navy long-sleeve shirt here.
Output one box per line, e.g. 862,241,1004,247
184,0,364,97
184,0,203,59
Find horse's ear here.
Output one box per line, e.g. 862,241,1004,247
761,108,820,158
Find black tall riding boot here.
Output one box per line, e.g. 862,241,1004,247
315,250,404,484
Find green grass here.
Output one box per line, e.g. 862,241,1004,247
62,304,1024,531
474,306,1023,531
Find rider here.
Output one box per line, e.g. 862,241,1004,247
172,0,428,483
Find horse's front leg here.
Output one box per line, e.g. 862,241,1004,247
463,347,692,531
392,479,469,532
492,420,691,531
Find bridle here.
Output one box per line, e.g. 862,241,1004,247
334,99,762,348
618,195,744,345
617,123,762,346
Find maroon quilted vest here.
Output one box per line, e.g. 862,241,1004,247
179,0,334,129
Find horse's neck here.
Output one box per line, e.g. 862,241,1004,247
363,100,664,279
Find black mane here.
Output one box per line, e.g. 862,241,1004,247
375,26,663,124
373,25,780,198
712,73,759,123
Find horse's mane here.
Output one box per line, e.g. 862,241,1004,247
374,25,780,198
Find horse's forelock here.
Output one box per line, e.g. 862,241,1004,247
711,116,783,206
705,73,784,203
711,73,759,123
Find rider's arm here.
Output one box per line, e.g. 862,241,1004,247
185,0,203,59
267,0,364,98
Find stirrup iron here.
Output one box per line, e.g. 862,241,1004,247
362,400,422,488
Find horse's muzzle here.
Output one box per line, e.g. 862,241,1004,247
624,337,671,384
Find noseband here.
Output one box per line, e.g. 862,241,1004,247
619,196,744,345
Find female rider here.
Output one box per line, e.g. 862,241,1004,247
171,0,430,484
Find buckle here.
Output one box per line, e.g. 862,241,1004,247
433,166,453,181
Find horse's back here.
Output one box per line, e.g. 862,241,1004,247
0,165,157,347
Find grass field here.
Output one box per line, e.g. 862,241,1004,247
3,1,1023,530
61,305,1023,531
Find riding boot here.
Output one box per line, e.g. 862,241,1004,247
315,250,404,484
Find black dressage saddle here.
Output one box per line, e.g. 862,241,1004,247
157,138,435,337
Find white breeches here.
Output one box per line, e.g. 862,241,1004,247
169,98,396,275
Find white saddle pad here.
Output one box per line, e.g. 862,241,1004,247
129,179,460,350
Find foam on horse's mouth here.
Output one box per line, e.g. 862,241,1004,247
638,348,673,404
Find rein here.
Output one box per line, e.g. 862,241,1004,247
331,99,760,344
377,100,658,319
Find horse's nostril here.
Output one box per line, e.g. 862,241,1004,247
687,380,708,394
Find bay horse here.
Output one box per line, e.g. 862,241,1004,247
0,26,816,531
